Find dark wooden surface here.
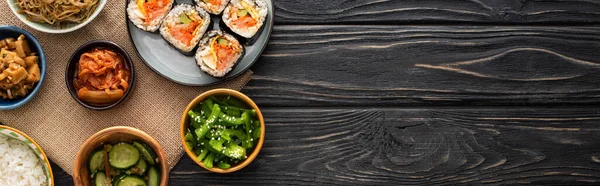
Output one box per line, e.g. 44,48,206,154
273,0,600,24
52,0,600,185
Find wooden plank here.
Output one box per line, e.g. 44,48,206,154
274,0,600,24
51,107,600,185
245,25,600,106
51,161,74,186
160,107,600,185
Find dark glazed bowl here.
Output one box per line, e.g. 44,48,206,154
65,40,135,110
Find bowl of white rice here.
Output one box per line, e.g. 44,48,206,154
0,125,53,186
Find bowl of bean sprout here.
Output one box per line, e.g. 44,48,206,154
6,0,108,34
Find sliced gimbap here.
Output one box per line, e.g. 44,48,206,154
222,0,268,38
195,31,244,77
127,0,174,32
195,0,231,15
160,4,211,54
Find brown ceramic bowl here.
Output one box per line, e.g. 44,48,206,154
180,89,265,173
73,126,168,186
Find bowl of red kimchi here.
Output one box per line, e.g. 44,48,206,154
65,40,135,110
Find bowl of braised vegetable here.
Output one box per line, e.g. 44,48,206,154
73,126,168,186
0,26,45,110
180,88,265,173
65,40,135,110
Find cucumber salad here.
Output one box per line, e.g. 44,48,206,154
88,141,160,186
184,95,261,169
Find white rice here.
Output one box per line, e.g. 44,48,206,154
222,0,268,38
127,0,174,32
0,135,47,186
195,0,230,14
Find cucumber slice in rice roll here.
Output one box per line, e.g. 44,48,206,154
159,4,211,55
222,0,268,38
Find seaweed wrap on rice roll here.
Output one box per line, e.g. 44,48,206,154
160,4,211,54
195,31,244,77
195,0,231,15
222,0,268,38
127,0,174,32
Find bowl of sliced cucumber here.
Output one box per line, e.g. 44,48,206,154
73,126,168,186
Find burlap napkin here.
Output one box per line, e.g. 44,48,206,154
0,1,252,175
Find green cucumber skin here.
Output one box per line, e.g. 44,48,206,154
109,143,141,169
93,172,107,186
147,166,160,186
90,142,160,186
133,141,157,165
89,149,106,174
126,158,148,175
115,175,147,186
111,174,128,186
135,158,148,175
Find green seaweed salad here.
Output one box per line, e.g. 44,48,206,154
184,95,261,169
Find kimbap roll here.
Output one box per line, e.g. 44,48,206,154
160,4,211,54
127,0,174,32
222,0,268,38
195,0,231,15
195,31,244,77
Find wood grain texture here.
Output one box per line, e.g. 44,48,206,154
244,25,600,106
49,25,600,185
49,107,600,185
274,0,600,24
162,108,600,185
49,1,600,185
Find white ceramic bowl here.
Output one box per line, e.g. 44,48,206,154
0,125,54,186
5,0,108,34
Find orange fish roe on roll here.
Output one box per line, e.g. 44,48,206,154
127,0,174,32
222,0,268,38
195,0,231,15
195,30,244,77
159,4,211,54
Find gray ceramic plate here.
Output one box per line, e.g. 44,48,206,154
126,0,272,86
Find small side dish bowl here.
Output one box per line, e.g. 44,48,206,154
0,125,54,186
0,26,46,110
180,88,265,173
65,40,135,110
6,0,108,34
73,126,169,186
